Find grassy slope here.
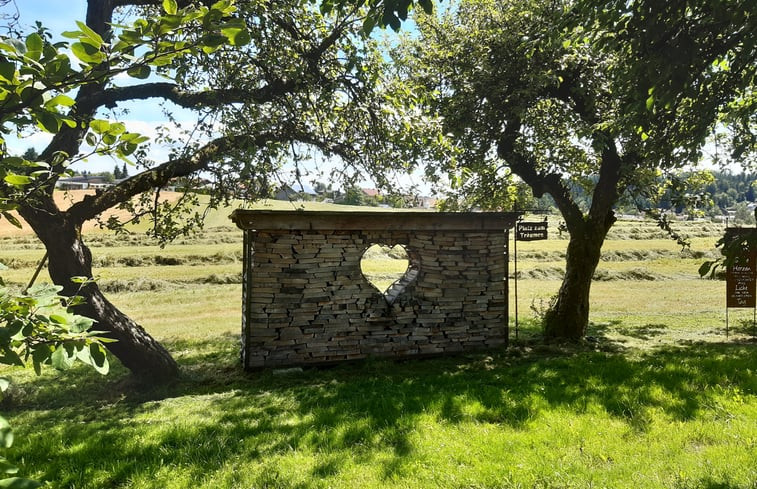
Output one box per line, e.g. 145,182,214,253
1,211,756,488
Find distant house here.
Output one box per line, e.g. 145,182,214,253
56,175,112,190
361,188,380,198
274,183,318,201
416,196,437,209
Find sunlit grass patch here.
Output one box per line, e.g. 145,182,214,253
4,341,757,488
1,216,755,488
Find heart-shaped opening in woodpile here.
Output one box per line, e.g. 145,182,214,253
360,244,419,303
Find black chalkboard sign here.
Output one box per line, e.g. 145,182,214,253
726,228,756,308
516,221,548,241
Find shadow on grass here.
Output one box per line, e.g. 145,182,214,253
614,322,669,340
728,318,757,338
3,331,757,487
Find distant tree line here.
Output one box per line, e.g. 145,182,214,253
549,170,757,218
113,163,129,180
646,171,757,217
705,171,757,210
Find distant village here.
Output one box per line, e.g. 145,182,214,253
54,167,757,219
55,170,437,209
272,183,437,209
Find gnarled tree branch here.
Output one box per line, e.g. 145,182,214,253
77,80,298,113
497,117,585,226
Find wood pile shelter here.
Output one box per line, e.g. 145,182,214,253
230,210,519,369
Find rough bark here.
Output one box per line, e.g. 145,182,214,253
542,219,611,339
540,135,624,339
500,112,623,340
18,200,179,383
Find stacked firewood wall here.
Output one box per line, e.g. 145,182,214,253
241,224,509,369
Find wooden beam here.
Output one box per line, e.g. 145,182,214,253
229,210,520,231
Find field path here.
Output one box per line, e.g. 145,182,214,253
0,190,182,237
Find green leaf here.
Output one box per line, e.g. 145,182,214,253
26,283,62,299
0,477,43,489
85,132,97,147
7,39,25,55
118,142,138,156
88,344,109,375
0,378,9,392
50,347,75,370
67,296,86,307
19,86,42,106
71,42,104,64
36,110,61,133
0,417,12,449
49,314,68,324
45,94,76,108
163,0,178,15
89,119,110,134
200,33,227,49
1,157,24,168
75,20,104,47
645,94,654,111
44,55,72,81
127,64,151,79
102,133,117,145
418,0,434,13
31,345,53,374
0,62,15,82
120,133,149,144
320,0,334,14
159,15,183,31
0,459,19,475
0,355,22,368
227,28,251,46
1,212,22,229
107,122,126,136
24,33,43,61
3,175,32,186
68,316,94,334
220,19,250,46
362,16,377,35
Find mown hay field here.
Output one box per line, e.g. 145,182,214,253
1,203,756,489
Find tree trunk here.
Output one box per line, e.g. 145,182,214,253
543,220,608,340
18,204,180,383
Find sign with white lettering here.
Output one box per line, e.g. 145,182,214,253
726,228,756,308
516,221,548,241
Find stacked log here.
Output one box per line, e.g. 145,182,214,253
231,211,518,369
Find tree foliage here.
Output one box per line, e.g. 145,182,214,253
320,0,435,32
0,269,109,488
398,0,755,338
0,0,437,380
0,280,110,375
573,0,756,167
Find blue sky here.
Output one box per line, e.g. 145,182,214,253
1,0,199,175
4,0,88,35
2,1,88,159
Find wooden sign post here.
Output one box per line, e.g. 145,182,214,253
513,218,549,340
724,227,757,337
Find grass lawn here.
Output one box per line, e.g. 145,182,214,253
5,339,757,488
1,212,756,488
